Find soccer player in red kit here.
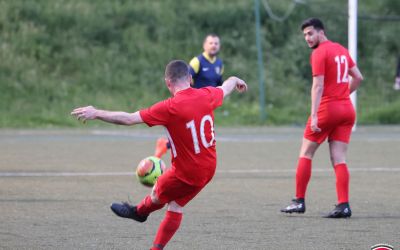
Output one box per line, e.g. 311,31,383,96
71,60,247,249
280,18,363,218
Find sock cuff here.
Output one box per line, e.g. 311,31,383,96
166,210,183,220
299,157,312,163
334,163,348,169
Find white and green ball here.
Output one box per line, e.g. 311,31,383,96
136,156,166,187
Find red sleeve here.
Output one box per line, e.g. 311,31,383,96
139,100,170,127
347,51,355,69
204,87,224,109
311,48,326,77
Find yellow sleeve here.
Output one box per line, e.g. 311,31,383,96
189,57,200,74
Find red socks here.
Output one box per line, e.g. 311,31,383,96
295,159,350,204
151,211,183,250
334,163,350,204
295,157,312,199
137,195,164,216
137,198,182,249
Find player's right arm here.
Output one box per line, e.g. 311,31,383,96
218,76,248,98
189,57,200,75
348,66,363,93
71,106,143,125
189,57,200,86
310,75,324,133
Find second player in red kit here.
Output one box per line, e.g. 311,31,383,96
304,37,357,144
281,18,363,218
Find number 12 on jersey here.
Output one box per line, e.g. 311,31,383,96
334,55,349,83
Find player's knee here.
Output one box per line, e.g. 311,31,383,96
329,151,346,166
330,155,346,166
299,149,315,159
150,193,161,204
167,201,183,213
300,152,314,159
330,154,335,164
299,139,319,158
150,185,161,204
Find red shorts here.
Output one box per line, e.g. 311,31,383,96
154,168,206,207
304,101,355,144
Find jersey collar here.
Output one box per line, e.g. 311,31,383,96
202,52,217,64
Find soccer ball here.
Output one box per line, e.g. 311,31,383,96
136,156,166,187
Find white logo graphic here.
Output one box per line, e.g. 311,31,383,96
202,67,209,72
370,243,393,250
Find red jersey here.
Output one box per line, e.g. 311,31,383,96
140,87,224,186
310,40,355,104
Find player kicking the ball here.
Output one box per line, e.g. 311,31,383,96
71,60,247,249
280,18,363,218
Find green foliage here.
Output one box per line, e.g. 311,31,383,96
359,100,400,124
0,0,399,127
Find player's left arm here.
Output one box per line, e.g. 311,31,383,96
348,66,363,93
310,75,324,133
218,76,248,98
71,106,143,125
216,75,223,87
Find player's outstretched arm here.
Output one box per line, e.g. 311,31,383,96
348,66,363,93
218,76,248,98
71,106,143,125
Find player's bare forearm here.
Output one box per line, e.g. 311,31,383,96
218,76,248,98
309,76,324,133
95,110,142,125
310,76,324,117
348,66,363,93
71,106,143,125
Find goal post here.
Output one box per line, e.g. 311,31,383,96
348,0,358,130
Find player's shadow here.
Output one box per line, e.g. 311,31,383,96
348,215,400,220
279,213,400,220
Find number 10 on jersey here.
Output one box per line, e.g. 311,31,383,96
186,115,215,154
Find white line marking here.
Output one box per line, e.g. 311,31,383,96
0,168,399,177
0,172,134,177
